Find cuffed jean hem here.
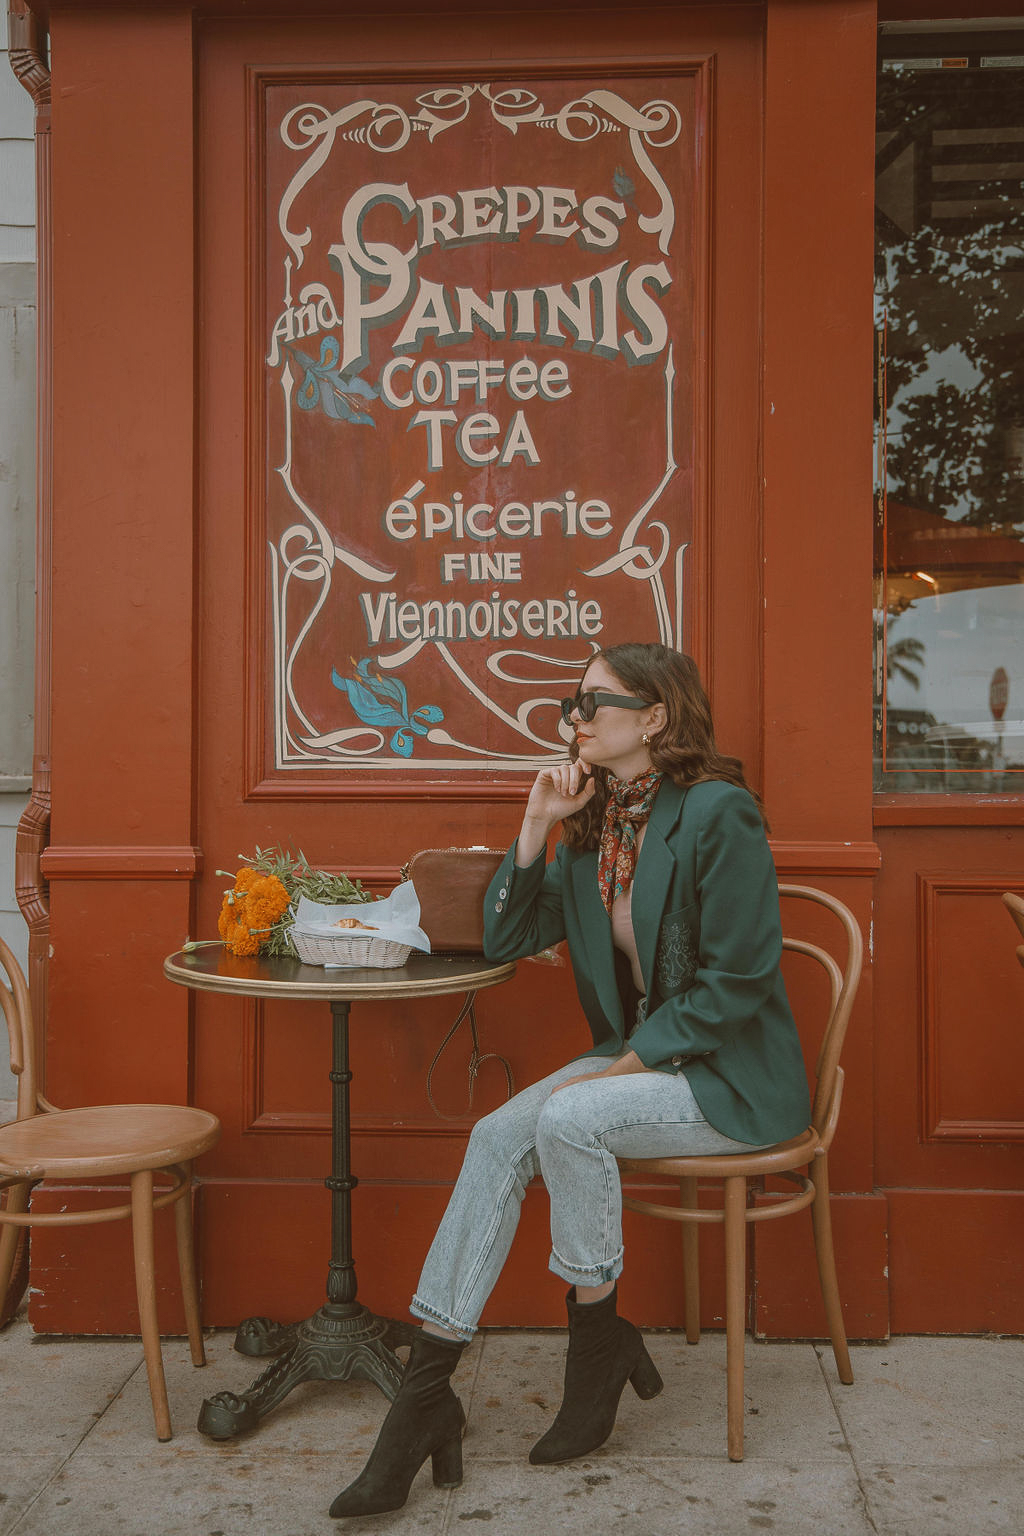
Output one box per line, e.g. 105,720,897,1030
548,1244,624,1287
409,1292,476,1343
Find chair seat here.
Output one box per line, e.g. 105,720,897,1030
0,1104,221,1180
619,1126,820,1181
1,934,221,1441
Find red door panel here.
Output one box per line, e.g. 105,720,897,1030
194,4,764,1329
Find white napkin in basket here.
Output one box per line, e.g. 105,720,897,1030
291,881,431,961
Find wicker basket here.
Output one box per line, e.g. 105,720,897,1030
290,926,413,969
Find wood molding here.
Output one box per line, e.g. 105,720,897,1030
918,872,1024,1143
245,778,535,803
39,845,202,879
875,796,1024,826
769,840,881,877
36,840,879,884
339,865,404,891
925,1118,1024,1144
247,1112,477,1137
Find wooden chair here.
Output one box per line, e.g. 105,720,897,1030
0,934,221,1440
618,882,863,1461
1002,891,1024,969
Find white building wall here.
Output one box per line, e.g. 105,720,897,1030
0,10,37,1111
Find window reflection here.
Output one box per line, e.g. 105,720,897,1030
874,36,1024,791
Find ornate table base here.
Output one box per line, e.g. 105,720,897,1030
197,996,423,1440
198,1303,420,1439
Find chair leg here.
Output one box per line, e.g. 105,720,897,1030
0,1180,31,1308
809,1153,853,1385
723,1176,747,1462
679,1176,701,1344
172,1164,206,1367
130,1169,173,1441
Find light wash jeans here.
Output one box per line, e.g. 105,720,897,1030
410,1053,767,1341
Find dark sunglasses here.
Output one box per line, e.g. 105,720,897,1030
560,690,652,725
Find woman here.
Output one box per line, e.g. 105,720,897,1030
330,642,810,1518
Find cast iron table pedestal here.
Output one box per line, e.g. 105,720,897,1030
162,948,515,1441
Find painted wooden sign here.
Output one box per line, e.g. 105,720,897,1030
262,74,701,781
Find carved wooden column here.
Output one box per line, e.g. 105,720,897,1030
9,0,52,1088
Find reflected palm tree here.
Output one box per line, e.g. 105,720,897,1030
887,627,926,691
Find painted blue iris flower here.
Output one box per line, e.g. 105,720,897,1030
292,336,377,425
331,658,444,758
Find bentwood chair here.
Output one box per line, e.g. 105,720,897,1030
0,935,221,1440
618,883,863,1461
1002,892,1024,969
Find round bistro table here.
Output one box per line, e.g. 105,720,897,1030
163,947,515,1440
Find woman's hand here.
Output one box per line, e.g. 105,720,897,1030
549,1070,607,1094
525,759,595,825
549,1051,650,1094
515,761,596,866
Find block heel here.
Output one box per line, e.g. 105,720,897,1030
329,1332,467,1518
529,1287,665,1465
431,1430,464,1488
630,1344,664,1400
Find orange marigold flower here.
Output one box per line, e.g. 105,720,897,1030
217,869,290,956
235,926,262,958
253,873,290,917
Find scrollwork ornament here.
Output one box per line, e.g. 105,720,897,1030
413,85,476,138
278,100,411,267
359,103,413,153
554,99,610,142
280,102,335,153
479,84,546,132
632,98,682,148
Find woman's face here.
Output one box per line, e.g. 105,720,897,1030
570,657,666,779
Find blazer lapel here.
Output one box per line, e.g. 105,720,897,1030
570,852,622,1027
631,780,689,999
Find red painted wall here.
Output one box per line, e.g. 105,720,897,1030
27,0,1023,1342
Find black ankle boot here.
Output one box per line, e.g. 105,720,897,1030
329,1330,467,1518
529,1286,663,1465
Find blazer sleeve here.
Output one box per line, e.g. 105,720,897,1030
627,785,784,1070
482,840,569,962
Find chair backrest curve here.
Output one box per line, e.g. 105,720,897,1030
778,883,864,1140
0,933,37,1121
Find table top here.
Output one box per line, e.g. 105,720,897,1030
163,947,516,1002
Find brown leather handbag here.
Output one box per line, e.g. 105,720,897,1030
402,845,506,954
402,845,515,1119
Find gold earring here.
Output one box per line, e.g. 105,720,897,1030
642,731,651,746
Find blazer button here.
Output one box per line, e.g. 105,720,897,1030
671,1054,683,1066
494,901,504,912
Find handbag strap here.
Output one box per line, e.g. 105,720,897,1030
426,990,515,1121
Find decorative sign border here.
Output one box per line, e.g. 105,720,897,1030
245,60,713,800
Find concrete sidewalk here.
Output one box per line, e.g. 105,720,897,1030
1,1309,1022,1536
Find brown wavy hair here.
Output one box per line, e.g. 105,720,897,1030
560,642,765,851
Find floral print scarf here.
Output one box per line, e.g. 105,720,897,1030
597,768,663,912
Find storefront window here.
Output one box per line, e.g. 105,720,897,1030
874,29,1024,791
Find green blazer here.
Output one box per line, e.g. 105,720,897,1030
483,777,811,1146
